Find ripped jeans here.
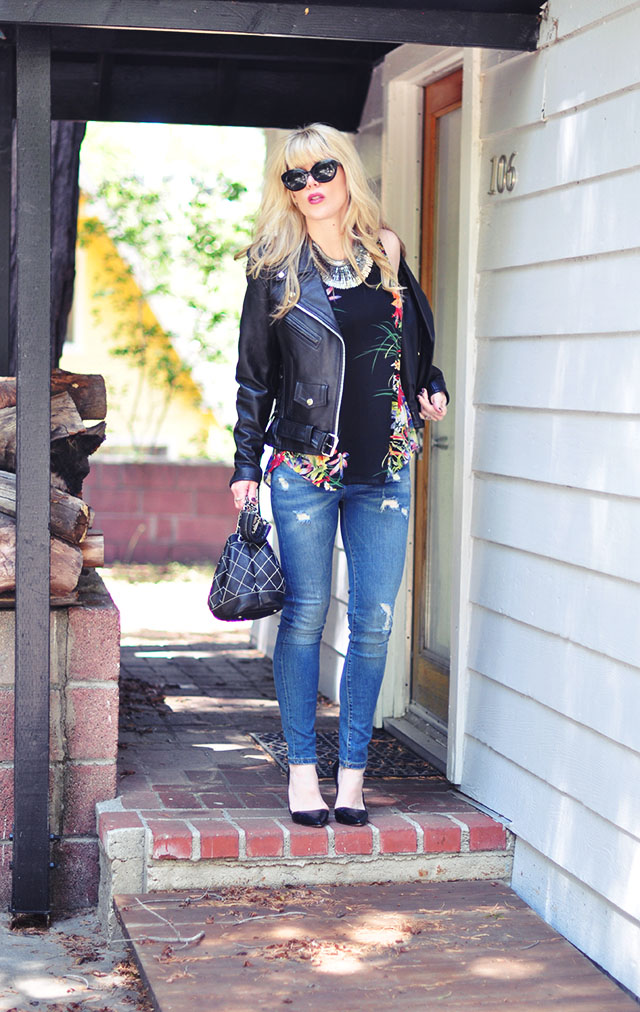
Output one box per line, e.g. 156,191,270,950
269,462,411,769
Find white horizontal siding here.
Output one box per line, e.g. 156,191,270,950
463,737,640,926
482,86,640,199
544,5,640,115
464,738,640,998
466,671,640,841
482,5,640,135
476,252,640,338
468,608,640,753
478,168,640,270
513,839,640,1002
463,1,640,994
470,540,640,668
549,0,640,40
480,50,546,137
472,474,640,582
476,334,640,414
474,408,640,497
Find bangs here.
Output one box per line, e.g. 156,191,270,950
284,131,335,169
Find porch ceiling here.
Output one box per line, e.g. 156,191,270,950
1,3,543,130
47,29,398,131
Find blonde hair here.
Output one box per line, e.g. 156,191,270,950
239,123,399,320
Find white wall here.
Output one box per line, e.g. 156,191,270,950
257,17,640,993
459,0,640,995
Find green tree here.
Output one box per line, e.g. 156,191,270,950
79,171,250,454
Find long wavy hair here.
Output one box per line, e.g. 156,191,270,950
239,123,400,320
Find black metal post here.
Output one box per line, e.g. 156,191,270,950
0,41,13,376
12,24,52,916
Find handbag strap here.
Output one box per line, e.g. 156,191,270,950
237,496,271,545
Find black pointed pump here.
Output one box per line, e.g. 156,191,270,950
286,766,329,828
332,760,369,826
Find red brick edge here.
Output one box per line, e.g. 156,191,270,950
99,810,508,863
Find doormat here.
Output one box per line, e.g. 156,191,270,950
249,730,445,780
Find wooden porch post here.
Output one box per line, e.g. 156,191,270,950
0,41,13,376
12,24,52,915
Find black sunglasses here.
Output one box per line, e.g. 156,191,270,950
281,158,340,191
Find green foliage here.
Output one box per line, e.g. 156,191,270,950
79,171,251,454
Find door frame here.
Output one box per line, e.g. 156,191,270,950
375,44,482,784
411,66,463,725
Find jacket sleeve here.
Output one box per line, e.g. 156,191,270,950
399,256,450,412
425,364,450,403
230,272,280,486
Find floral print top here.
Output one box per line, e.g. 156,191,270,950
265,265,418,492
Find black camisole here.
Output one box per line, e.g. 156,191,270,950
329,263,398,484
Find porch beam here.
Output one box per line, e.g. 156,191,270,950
0,3,540,51
47,26,391,63
0,42,13,376
12,24,51,915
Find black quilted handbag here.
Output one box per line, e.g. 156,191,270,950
208,498,285,621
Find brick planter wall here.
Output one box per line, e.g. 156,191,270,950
83,459,237,565
0,571,120,910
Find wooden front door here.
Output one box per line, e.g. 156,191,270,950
411,69,462,726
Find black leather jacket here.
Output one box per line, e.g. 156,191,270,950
231,247,448,486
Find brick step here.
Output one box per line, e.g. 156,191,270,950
97,799,513,931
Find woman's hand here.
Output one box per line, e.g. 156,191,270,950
418,389,448,422
231,480,259,510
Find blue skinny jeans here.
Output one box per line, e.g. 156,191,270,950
270,462,411,770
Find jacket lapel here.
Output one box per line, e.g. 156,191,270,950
294,245,343,337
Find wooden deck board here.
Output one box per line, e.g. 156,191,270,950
115,881,638,1011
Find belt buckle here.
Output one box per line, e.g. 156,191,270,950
321,432,339,456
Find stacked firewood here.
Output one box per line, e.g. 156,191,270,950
0,369,107,603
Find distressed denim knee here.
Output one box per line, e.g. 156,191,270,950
348,598,396,645
279,594,330,643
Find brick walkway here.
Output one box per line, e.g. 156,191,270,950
104,629,639,1009
101,629,510,874
115,880,639,1012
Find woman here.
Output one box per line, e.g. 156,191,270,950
230,123,448,828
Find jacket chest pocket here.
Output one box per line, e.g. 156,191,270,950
294,381,328,410
286,313,322,349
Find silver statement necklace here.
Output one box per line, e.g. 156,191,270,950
311,239,374,289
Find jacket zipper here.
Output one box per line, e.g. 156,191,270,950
296,302,345,441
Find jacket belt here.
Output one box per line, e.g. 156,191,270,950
272,417,339,456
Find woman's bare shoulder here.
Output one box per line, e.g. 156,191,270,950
378,228,401,273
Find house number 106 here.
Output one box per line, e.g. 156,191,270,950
488,153,517,194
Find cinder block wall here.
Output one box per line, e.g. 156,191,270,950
0,571,120,909
83,459,237,564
